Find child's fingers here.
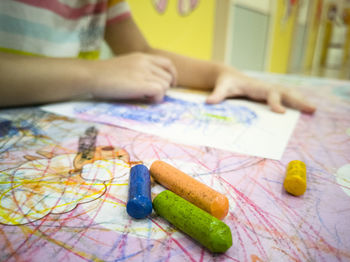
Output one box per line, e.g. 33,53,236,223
150,55,178,86
148,90,166,103
206,74,244,104
149,64,173,86
146,75,171,91
282,90,316,114
206,84,228,104
143,82,166,103
267,90,286,113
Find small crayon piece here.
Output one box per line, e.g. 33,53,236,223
150,160,229,219
153,190,232,253
284,160,307,196
126,165,153,219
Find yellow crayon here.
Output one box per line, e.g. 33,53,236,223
284,160,307,196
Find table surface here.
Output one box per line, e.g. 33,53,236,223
1,73,350,262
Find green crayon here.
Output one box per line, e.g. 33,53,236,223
153,190,232,253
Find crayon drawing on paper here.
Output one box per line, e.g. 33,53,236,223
42,90,300,160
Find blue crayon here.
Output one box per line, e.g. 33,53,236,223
126,164,153,219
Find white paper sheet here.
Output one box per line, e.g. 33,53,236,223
41,89,300,160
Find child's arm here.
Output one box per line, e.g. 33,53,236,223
0,51,176,107
0,52,91,107
105,17,315,114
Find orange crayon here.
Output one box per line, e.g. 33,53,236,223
150,160,229,219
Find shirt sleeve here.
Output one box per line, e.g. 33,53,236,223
107,0,131,25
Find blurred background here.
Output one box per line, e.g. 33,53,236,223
104,0,350,80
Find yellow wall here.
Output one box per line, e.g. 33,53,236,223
342,8,350,66
320,5,334,67
268,1,298,73
127,0,215,60
304,0,322,73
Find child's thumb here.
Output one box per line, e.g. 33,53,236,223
206,84,227,104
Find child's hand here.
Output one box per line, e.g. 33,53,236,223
89,52,177,102
206,70,316,114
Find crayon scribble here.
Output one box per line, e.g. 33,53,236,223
74,96,257,128
1,74,350,261
0,125,130,225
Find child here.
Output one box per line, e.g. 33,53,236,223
0,0,315,113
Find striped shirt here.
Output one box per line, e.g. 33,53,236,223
0,0,131,59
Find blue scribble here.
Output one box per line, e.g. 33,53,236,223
0,118,47,155
0,120,18,137
0,118,44,138
75,95,257,128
